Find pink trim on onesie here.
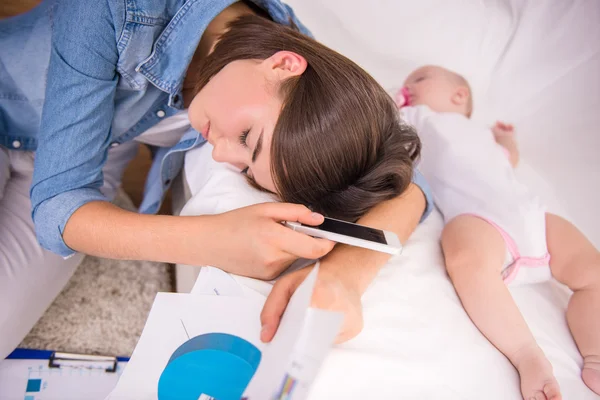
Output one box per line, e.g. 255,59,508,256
465,214,550,284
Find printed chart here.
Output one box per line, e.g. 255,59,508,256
157,332,261,400
0,358,126,400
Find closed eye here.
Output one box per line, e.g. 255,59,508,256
239,129,250,147
241,166,255,182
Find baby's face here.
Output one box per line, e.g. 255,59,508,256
403,66,468,115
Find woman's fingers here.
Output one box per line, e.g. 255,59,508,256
261,266,366,346
257,202,334,261
258,202,325,226
260,278,297,342
275,225,335,260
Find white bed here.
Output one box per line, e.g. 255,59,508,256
178,1,600,398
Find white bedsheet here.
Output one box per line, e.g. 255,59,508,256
179,0,600,398
181,144,597,399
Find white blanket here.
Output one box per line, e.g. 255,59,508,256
179,0,600,398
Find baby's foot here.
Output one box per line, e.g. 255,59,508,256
514,345,562,400
582,355,600,395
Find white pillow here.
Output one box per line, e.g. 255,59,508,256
181,143,276,217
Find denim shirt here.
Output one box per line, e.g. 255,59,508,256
0,0,433,257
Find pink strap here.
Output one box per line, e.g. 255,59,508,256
465,214,550,284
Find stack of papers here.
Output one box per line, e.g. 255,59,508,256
107,264,342,400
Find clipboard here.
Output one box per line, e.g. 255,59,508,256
1,348,129,400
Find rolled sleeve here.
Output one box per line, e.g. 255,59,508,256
412,169,434,222
33,189,108,257
30,0,120,255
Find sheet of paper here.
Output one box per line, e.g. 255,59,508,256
243,264,344,400
108,263,342,400
107,293,264,400
190,266,245,297
192,263,343,400
279,308,344,400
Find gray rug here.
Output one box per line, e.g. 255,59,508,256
18,190,173,357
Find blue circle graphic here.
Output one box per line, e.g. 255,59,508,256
158,333,261,400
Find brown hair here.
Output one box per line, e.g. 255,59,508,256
194,15,420,222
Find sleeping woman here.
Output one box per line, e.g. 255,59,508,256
185,15,433,344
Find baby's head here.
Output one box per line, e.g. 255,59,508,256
403,65,473,117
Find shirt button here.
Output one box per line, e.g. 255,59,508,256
12,140,21,148
156,110,166,118
110,142,119,148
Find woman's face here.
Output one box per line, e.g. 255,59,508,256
188,52,306,193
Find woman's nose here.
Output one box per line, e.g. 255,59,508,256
211,138,246,170
211,138,229,163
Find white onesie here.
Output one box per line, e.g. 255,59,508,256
401,105,551,285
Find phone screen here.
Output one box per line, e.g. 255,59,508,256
315,218,388,244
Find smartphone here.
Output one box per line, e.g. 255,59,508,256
284,217,402,255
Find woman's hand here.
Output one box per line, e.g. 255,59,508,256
256,185,427,345
260,264,364,344
63,201,332,273
201,203,335,280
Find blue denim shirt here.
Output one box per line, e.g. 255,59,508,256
0,0,433,257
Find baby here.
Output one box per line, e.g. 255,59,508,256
396,65,600,400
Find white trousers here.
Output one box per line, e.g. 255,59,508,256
0,142,138,360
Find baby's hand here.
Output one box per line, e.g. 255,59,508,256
492,121,515,138
492,121,519,167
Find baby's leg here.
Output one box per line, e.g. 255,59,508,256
545,213,600,394
442,215,561,400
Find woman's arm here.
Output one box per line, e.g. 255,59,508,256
63,201,334,279
261,183,427,343
318,182,425,293
31,0,123,256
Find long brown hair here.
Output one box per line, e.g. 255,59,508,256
195,15,420,222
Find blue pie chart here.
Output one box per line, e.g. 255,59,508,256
157,332,262,400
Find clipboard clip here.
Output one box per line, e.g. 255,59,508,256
49,352,119,373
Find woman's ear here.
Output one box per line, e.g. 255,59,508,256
451,86,470,106
262,51,307,80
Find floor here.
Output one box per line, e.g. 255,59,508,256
18,190,173,357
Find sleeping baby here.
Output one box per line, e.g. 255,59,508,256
395,65,600,400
